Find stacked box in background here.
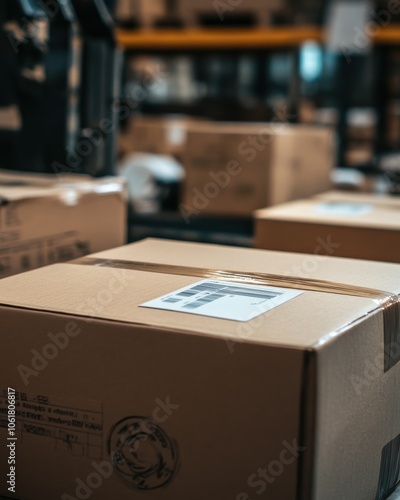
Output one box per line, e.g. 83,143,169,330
254,190,400,263
119,115,194,159
180,122,335,216
115,0,166,27
1,238,400,499
0,171,127,278
345,108,376,166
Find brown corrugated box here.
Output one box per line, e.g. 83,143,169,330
255,190,400,263
1,238,400,499
115,0,166,26
0,171,127,278
180,122,334,217
119,116,194,158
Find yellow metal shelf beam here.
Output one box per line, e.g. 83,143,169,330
374,25,400,44
116,25,400,50
116,27,322,50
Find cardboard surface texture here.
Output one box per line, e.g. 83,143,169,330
0,239,400,499
181,122,334,216
119,116,194,158
0,171,127,278
255,190,400,263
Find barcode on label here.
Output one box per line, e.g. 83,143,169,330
184,293,225,309
141,280,302,322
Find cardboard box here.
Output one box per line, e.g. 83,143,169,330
345,144,374,166
119,116,193,158
1,238,400,499
180,122,334,217
115,0,166,27
255,190,400,263
0,171,127,278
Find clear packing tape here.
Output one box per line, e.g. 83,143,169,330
73,257,400,373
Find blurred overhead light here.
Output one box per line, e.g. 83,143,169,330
300,41,323,82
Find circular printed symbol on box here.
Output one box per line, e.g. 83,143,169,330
108,416,179,491
316,202,373,216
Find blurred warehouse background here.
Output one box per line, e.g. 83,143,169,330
0,0,399,250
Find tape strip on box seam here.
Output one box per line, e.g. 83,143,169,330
72,257,400,373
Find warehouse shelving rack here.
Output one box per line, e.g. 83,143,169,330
116,24,400,165
116,26,322,49
115,24,400,245
115,25,400,50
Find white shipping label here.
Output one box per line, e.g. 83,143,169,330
316,202,373,216
141,280,302,322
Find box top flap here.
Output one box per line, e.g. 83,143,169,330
92,239,400,292
0,172,125,203
0,239,398,349
314,190,400,207
186,121,332,137
0,169,92,186
255,197,400,230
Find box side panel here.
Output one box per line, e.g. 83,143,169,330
254,219,400,263
269,130,333,206
313,310,400,500
128,120,167,154
0,307,304,500
0,190,126,278
256,219,400,263
182,130,271,216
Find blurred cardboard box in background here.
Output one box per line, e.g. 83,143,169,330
255,190,400,263
119,115,195,159
115,0,166,27
0,170,127,278
180,122,335,217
